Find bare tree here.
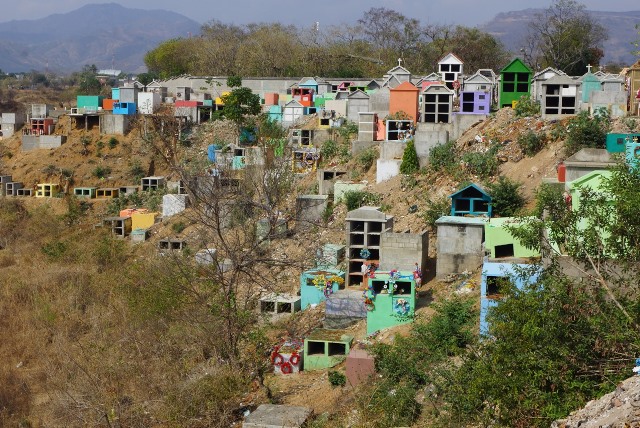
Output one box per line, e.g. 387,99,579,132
527,0,607,75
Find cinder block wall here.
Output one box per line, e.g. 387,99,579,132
436,223,485,277
380,231,428,274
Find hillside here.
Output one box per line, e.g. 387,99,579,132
0,3,200,73
1,94,639,426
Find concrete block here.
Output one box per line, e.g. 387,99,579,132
142,176,166,191
195,248,217,265
158,238,187,251
16,188,32,197
346,348,375,387
162,194,188,218
131,212,159,230
103,216,132,238
96,188,119,199
295,194,328,230
259,293,301,315
5,182,22,196
243,404,312,428
303,328,353,371
351,140,377,156
376,159,401,183
130,228,148,243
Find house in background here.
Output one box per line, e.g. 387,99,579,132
389,81,420,122
438,52,464,91
531,67,566,101
421,84,453,124
499,58,533,108
382,64,412,88
540,74,580,120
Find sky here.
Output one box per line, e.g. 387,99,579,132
0,0,638,28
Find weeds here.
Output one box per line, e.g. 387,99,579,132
342,190,381,211
517,130,545,156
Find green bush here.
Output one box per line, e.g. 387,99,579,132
517,130,545,156
400,140,420,174
172,222,186,234
92,165,112,179
108,137,119,149
337,120,358,141
514,95,540,117
342,190,380,211
356,147,377,172
565,108,610,155
462,145,499,179
428,140,457,173
328,370,346,387
320,139,338,159
486,176,525,217
96,140,105,150
422,197,450,229
129,160,146,181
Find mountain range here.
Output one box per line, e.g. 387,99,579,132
481,9,640,68
0,3,637,74
0,3,200,73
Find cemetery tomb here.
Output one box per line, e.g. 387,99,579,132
303,328,353,371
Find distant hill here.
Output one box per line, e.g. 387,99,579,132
481,8,640,68
0,3,200,73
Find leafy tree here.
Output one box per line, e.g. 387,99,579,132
527,0,608,75
144,38,191,79
486,176,526,217
400,140,420,174
221,77,261,144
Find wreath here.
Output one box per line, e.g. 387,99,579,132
360,248,371,259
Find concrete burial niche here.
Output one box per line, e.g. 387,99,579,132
300,269,345,309
96,187,119,199
270,339,304,375
158,238,187,251
4,182,22,196
365,270,416,334
141,176,165,191
162,194,189,218
35,183,59,198
259,293,301,315
435,216,487,278
242,404,312,428
303,328,353,371
73,187,97,198
130,228,148,243
103,216,132,238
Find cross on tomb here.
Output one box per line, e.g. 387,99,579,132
586,64,592,73
397,58,403,67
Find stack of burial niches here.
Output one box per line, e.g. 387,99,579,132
0,175,23,196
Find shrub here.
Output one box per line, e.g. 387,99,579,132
337,120,358,140
129,160,145,181
342,190,380,211
486,176,525,217
108,137,119,149
400,140,420,174
320,139,338,159
565,108,610,155
356,147,377,172
462,145,499,179
328,370,346,387
92,166,112,179
429,141,457,173
172,222,186,234
517,130,545,156
514,95,540,117
422,197,450,229
96,140,105,150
